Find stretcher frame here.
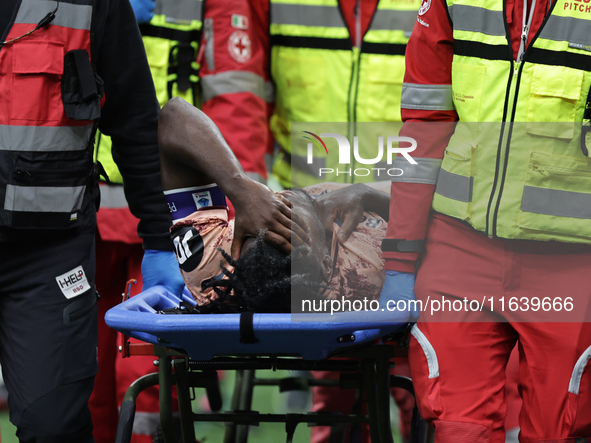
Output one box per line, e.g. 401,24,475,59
106,284,428,443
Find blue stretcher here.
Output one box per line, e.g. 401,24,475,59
105,285,422,443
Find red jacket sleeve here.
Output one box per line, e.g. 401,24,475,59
383,0,458,273
200,0,270,181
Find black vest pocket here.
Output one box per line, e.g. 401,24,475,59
62,50,104,121
3,153,94,229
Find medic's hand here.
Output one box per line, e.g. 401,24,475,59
379,270,419,322
314,183,370,244
130,0,155,24
141,250,185,296
230,180,310,259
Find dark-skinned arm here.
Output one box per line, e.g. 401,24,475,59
158,97,309,258
312,182,390,244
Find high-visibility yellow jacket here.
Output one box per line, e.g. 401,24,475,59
95,0,202,243
269,0,420,188
429,0,591,243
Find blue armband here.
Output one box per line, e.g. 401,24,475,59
164,185,228,224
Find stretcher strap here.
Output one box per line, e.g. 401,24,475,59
239,312,259,344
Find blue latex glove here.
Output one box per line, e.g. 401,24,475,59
141,250,185,296
379,270,419,322
129,0,155,24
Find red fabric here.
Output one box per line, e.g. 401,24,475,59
96,206,142,244
310,354,521,443
505,0,551,56
339,0,379,45
504,348,521,432
96,182,142,244
0,24,91,127
200,0,269,179
90,237,143,443
384,0,552,272
223,0,381,179
90,236,179,443
433,420,490,443
408,214,591,442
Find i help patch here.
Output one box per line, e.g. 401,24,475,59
55,266,90,299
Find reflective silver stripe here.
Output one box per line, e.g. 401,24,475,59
392,157,442,185
16,0,92,30
265,152,274,174
270,3,343,27
410,325,439,378
505,428,520,443
435,169,473,202
401,83,455,111
130,411,181,435
569,345,591,394
155,0,202,22
203,18,215,71
369,9,417,33
5,185,85,212
521,186,591,219
131,411,160,436
264,81,275,104
448,5,505,36
201,71,266,102
0,125,93,152
99,184,128,209
541,15,591,46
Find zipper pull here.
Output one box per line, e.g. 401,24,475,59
15,169,31,177
521,24,529,42
521,24,528,56
518,25,528,61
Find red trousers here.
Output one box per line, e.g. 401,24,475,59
90,237,177,443
410,214,591,443
309,349,521,442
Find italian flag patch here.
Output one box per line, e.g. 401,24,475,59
231,14,248,30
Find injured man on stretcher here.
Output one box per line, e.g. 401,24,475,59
159,97,415,321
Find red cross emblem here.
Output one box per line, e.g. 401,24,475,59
228,30,251,63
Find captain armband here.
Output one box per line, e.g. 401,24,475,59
164,184,228,224
381,239,425,253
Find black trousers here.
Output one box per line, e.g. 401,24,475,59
0,232,98,442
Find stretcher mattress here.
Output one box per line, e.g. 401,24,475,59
105,286,406,360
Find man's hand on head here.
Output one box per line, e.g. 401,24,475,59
314,183,391,243
314,183,370,244
230,180,310,259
